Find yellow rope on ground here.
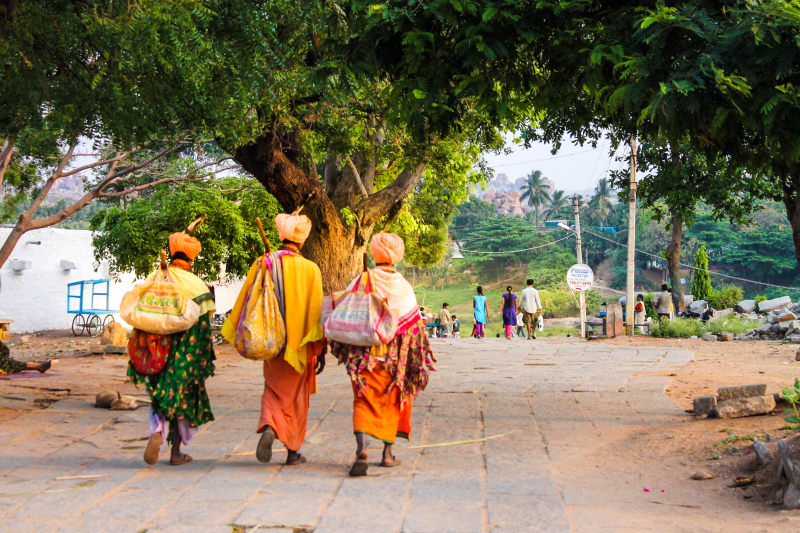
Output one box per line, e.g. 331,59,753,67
408,430,516,450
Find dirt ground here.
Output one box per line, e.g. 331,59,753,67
3,332,800,525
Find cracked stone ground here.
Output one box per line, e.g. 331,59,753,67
1,337,796,532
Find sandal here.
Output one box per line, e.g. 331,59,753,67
256,427,275,463
379,455,401,467
349,452,368,477
143,433,162,465
169,453,193,466
285,452,306,466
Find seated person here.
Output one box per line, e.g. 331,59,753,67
0,342,51,375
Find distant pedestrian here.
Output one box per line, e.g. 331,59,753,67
438,303,452,337
452,315,461,338
499,285,518,339
634,293,646,332
515,311,525,338
519,278,543,339
473,286,488,338
652,284,672,320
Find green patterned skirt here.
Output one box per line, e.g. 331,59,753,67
128,314,216,442
0,342,27,375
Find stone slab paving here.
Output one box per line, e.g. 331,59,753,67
0,338,699,532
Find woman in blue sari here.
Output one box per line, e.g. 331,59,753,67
473,286,488,338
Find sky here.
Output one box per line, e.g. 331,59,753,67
481,135,631,195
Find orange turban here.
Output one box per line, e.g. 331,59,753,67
169,232,202,261
370,232,405,265
275,213,312,244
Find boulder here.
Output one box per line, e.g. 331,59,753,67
715,308,734,318
719,332,734,341
710,395,776,418
735,299,756,313
777,311,798,323
759,296,793,313
779,320,796,333
755,323,773,334
718,383,767,400
693,396,717,416
690,300,708,313
702,332,718,342
100,321,128,346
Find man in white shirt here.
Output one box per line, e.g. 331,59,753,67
519,279,543,339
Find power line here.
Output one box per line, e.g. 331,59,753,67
488,147,598,168
458,233,575,255
582,228,800,293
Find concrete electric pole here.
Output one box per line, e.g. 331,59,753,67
625,136,638,335
573,195,586,338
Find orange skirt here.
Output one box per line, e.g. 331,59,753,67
258,354,317,451
352,363,411,444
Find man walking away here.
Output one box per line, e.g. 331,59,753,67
520,279,543,339
653,284,672,320
438,303,452,338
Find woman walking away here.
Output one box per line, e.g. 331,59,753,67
330,232,436,477
132,232,216,466
499,286,518,339
473,286,488,338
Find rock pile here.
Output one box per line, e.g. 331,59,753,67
692,383,776,418
743,296,800,341
483,190,526,217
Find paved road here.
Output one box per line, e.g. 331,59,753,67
0,338,694,532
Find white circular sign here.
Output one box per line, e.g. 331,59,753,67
566,263,594,292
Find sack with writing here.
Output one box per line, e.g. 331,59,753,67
120,267,201,335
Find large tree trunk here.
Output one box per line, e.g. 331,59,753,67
783,167,800,281
666,213,686,313
233,131,425,292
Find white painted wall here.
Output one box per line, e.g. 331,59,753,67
0,226,245,333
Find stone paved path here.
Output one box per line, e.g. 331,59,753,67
0,338,697,532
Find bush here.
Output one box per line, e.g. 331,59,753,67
704,315,763,335
707,285,744,309
755,295,767,305
650,317,705,338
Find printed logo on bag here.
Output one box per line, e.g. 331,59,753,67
136,285,188,316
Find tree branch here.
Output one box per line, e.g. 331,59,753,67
59,150,135,178
0,140,14,191
358,163,427,226
345,156,369,199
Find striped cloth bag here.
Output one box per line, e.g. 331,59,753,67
323,272,396,346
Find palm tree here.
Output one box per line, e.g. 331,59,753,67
519,170,551,227
589,178,614,224
544,189,569,220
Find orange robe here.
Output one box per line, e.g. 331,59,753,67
255,251,324,451
352,363,412,443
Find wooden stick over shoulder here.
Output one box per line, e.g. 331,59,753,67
160,250,168,270
256,218,271,254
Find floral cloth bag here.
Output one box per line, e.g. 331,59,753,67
323,272,396,346
233,255,287,360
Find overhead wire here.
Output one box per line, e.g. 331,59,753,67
582,228,800,292
458,233,575,255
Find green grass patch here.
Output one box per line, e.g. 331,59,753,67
650,317,705,338
704,315,763,335
650,315,764,338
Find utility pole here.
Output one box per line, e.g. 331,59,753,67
573,195,586,338
625,136,638,335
